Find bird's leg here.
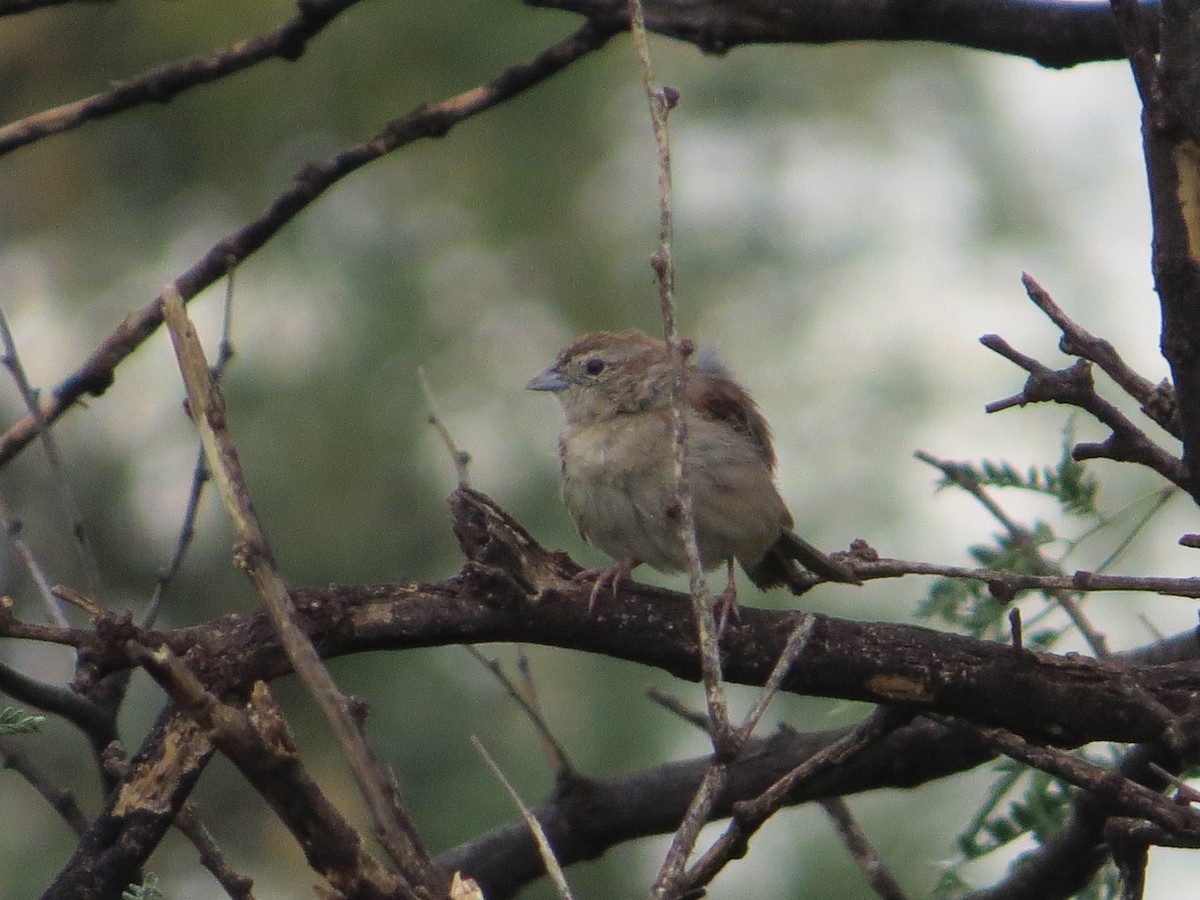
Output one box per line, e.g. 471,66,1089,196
714,559,740,636
573,559,636,612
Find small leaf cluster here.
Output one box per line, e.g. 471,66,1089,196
122,874,162,900
0,704,45,735
917,428,1158,899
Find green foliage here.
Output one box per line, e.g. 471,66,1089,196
122,874,162,900
931,433,1101,520
934,758,1122,899
957,761,1072,858
918,429,1100,642
915,426,1169,897
0,705,45,735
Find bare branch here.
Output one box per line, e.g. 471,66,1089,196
940,716,1200,841
0,19,620,472
980,334,1187,486
529,0,1151,67
419,367,472,489
1021,274,1179,438
0,0,364,156
473,737,575,900
0,736,89,836
160,288,438,891
820,797,908,900
0,307,100,594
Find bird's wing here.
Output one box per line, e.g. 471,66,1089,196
688,368,776,470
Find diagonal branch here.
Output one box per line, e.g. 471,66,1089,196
981,334,1187,486
0,18,620,471
161,289,438,892
0,0,364,156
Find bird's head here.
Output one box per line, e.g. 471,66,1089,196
526,330,676,424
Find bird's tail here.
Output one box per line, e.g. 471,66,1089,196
745,531,860,594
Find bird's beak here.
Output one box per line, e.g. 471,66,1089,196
526,365,569,392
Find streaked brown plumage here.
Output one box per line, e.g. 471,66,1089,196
527,330,857,603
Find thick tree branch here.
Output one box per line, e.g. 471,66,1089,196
21,487,1200,896
39,488,1200,751
1108,0,1200,500
530,0,1155,67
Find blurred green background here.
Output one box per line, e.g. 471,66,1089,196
0,2,1193,897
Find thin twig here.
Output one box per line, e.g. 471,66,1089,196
464,645,573,775
839,551,1200,600
915,451,1110,656
0,493,67,626
936,715,1200,840
0,736,89,836
145,268,237,628
1021,274,1178,437
419,367,471,488
0,0,365,156
160,287,437,890
472,736,575,900
646,686,709,731
0,306,101,595
1148,762,1200,804
679,706,911,894
735,613,815,741
628,2,738,893
980,334,1186,487
628,0,728,755
820,797,909,900
0,19,621,472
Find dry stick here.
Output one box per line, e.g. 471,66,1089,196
628,1,735,893
846,553,1200,599
934,715,1200,841
159,288,438,892
649,615,818,896
0,0,364,155
0,307,101,596
914,451,1110,657
146,269,238,628
514,646,572,774
820,797,909,900
423,382,570,773
646,686,709,731
472,736,575,900
1148,762,1200,805
464,645,574,775
0,493,67,627
0,736,89,836
418,366,471,488
130,643,405,899
680,706,911,895
980,333,1187,486
628,0,729,748
173,803,257,900
1021,274,1179,438
0,19,620,471
102,749,256,900
735,613,816,741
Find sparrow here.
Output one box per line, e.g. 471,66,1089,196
526,330,857,613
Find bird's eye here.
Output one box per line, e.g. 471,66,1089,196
583,357,606,376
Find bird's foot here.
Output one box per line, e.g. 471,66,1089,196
573,560,635,612
714,562,740,637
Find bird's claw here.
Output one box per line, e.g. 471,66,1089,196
574,561,635,612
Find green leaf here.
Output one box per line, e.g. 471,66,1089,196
0,705,45,735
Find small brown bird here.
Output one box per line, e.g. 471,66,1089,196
527,330,857,612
